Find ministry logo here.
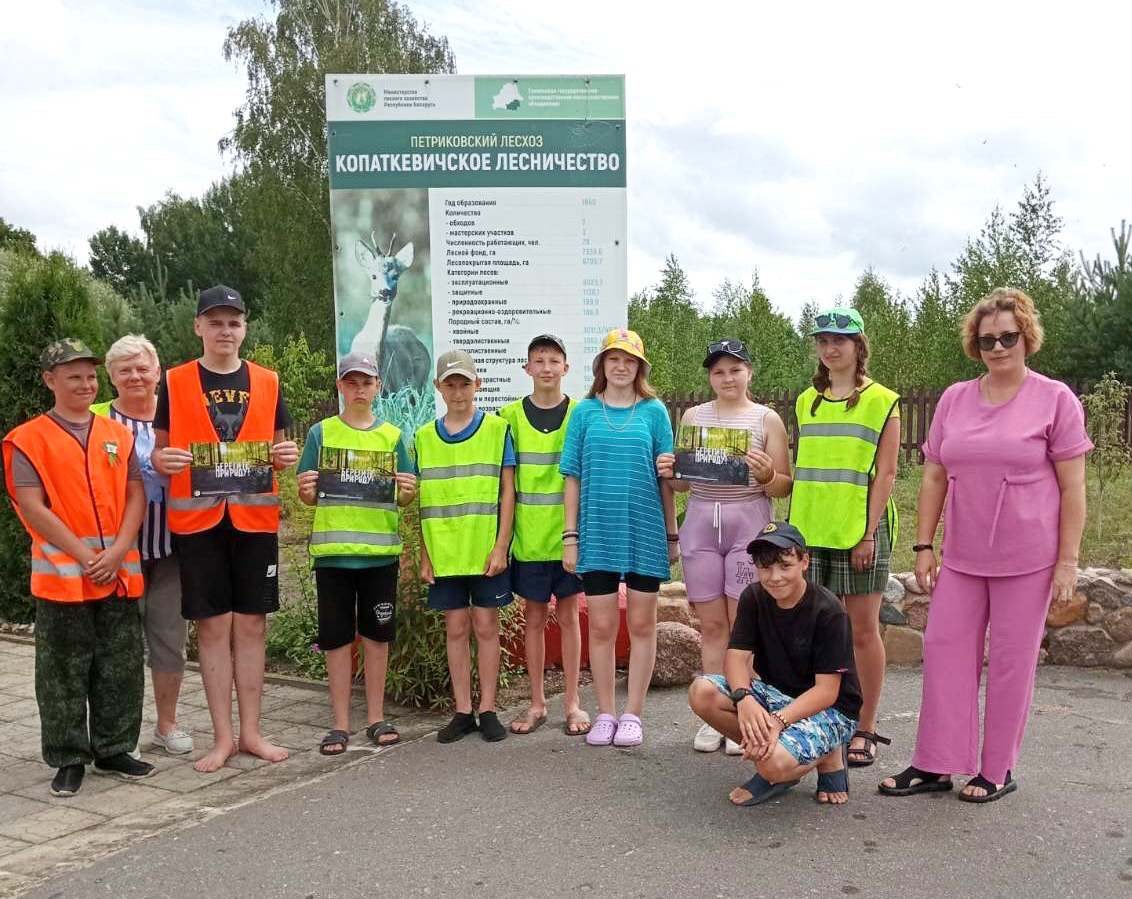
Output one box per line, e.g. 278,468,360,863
347,82,377,113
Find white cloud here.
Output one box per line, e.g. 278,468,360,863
3,0,1130,322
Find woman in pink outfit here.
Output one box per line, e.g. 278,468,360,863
879,288,1091,803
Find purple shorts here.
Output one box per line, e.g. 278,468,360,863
679,497,772,602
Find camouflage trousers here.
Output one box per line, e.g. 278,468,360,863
34,596,144,767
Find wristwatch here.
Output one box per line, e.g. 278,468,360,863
729,687,754,705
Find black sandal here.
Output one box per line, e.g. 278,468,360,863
958,772,1017,804
877,766,952,796
847,730,891,768
319,729,349,756
365,720,400,747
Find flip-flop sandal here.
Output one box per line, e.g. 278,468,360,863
815,744,850,804
509,711,548,735
612,713,643,748
586,713,618,746
958,772,1017,804
877,765,953,796
365,721,400,747
319,729,349,756
564,711,592,736
731,773,800,807
847,730,891,768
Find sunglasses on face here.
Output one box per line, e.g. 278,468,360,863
815,313,854,329
976,331,1021,352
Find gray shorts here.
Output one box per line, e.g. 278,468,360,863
141,555,187,673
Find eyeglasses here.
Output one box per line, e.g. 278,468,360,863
815,313,854,330
976,331,1021,352
708,340,745,355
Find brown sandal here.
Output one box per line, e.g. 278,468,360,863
847,730,891,768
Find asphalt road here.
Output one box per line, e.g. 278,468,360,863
24,666,1132,899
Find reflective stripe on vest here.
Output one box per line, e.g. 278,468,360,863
165,361,280,535
310,416,403,559
498,398,574,562
2,414,144,602
788,383,900,550
416,414,508,577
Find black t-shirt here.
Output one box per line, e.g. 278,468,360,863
522,395,570,434
729,581,863,719
154,362,291,442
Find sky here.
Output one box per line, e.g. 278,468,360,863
2,0,1130,319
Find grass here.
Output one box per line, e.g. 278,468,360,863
767,463,1132,574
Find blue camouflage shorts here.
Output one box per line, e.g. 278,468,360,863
700,674,857,765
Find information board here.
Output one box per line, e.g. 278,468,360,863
325,74,627,428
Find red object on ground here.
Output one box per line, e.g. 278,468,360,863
532,584,630,670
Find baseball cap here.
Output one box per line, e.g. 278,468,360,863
703,337,751,368
746,521,808,557
40,338,101,372
435,349,478,382
592,328,650,376
197,285,247,316
527,334,567,357
809,307,864,336
337,351,380,378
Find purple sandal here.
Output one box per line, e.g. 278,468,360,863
612,713,643,747
586,713,618,746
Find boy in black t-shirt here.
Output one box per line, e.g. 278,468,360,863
688,521,861,807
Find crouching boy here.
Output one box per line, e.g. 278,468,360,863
416,350,515,743
688,521,862,806
297,352,418,754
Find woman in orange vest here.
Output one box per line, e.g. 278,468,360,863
152,286,298,774
2,339,152,797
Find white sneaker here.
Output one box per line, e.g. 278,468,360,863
693,722,724,752
724,738,743,755
153,727,194,755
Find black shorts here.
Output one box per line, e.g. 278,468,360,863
511,560,584,604
176,516,279,620
314,564,398,650
581,570,662,596
427,570,513,612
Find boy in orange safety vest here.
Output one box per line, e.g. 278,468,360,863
152,286,299,773
2,339,152,797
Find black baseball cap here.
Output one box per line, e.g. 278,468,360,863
746,521,808,557
527,334,567,357
703,337,751,368
197,285,246,316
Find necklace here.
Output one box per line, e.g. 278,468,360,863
600,393,639,431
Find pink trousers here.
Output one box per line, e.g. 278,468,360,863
911,564,1053,784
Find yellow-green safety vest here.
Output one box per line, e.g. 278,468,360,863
310,416,403,558
498,398,574,562
789,382,899,550
416,413,508,577
90,401,113,417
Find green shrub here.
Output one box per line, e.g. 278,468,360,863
249,333,335,429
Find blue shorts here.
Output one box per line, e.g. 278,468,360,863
700,674,857,765
427,570,514,612
511,560,584,604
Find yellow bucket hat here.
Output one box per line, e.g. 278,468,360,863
592,327,650,376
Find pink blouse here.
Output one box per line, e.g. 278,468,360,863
923,371,1093,577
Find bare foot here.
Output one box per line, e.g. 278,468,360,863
728,786,754,805
238,733,289,763
509,706,547,735
194,738,237,773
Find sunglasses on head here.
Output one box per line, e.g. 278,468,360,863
708,339,745,355
815,313,854,330
976,331,1021,352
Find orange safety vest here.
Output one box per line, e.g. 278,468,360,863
2,414,144,602
165,360,280,535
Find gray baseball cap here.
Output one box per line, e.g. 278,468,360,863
435,349,477,381
337,351,380,378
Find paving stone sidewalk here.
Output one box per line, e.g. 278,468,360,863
0,636,445,896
